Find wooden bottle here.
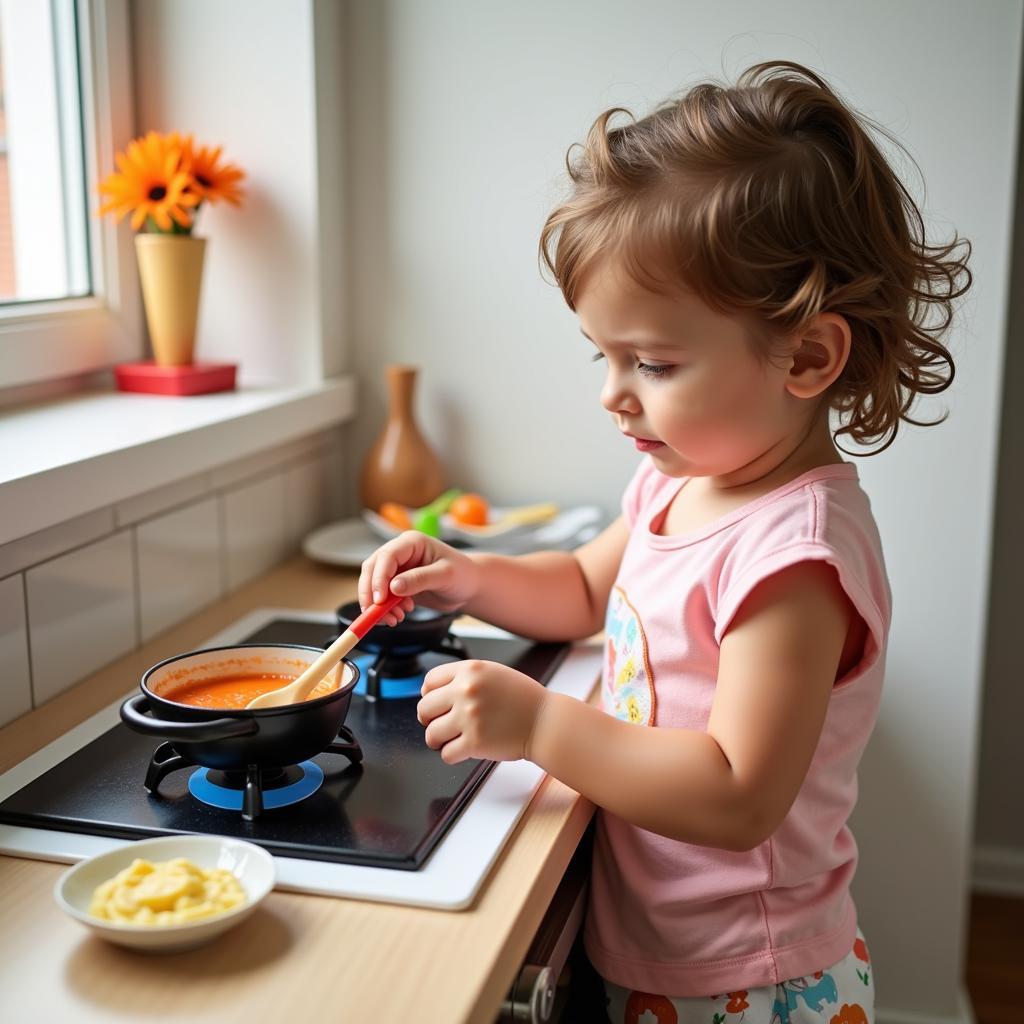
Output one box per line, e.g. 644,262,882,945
359,364,447,510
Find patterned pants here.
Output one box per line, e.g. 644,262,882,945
601,929,874,1024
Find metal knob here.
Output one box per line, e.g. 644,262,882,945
528,965,555,1022
500,964,555,1022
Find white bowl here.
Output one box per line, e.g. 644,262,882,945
54,834,276,953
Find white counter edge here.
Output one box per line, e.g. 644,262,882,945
0,376,357,546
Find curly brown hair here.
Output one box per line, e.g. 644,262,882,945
538,60,972,454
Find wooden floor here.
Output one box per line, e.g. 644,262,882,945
967,892,1024,1024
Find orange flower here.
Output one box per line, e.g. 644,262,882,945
853,937,870,963
98,131,198,231
180,135,245,206
830,1004,868,1024
726,991,749,1013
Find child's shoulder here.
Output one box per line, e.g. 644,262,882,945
622,457,878,546
715,464,892,642
715,462,883,572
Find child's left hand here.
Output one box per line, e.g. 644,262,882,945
416,660,548,764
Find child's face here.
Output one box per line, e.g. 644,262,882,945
575,256,806,480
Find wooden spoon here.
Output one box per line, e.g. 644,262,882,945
245,591,404,710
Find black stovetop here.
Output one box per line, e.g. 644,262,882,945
0,618,568,870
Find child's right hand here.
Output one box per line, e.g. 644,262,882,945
358,531,481,626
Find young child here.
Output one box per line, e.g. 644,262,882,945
358,60,971,1023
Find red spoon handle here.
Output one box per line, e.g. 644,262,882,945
349,590,405,639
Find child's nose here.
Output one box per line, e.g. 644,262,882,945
601,370,641,415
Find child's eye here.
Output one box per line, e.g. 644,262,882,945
637,361,673,378
588,351,674,378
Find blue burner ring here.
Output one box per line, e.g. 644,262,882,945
189,760,324,811
350,651,424,699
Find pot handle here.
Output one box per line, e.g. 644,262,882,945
120,694,259,741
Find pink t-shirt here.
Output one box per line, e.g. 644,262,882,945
583,457,891,996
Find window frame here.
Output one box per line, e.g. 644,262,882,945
1,0,141,392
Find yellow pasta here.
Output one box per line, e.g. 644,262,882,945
89,856,246,926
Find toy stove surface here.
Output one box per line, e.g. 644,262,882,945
0,609,601,909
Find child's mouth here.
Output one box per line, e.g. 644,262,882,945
633,437,665,452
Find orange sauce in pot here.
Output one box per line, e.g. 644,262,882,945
167,673,338,710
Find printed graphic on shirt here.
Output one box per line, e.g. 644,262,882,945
604,586,655,726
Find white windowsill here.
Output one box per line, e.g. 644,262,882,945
0,375,357,546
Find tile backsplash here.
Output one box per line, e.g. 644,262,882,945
0,574,31,725
136,497,221,643
0,427,345,727
26,531,137,707
223,472,290,590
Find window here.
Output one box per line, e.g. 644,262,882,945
0,0,140,393
0,0,89,303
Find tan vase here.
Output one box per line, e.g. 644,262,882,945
134,234,206,366
360,364,447,510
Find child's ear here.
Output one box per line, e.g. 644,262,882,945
784,313,851,399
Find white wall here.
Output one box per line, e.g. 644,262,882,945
344,2,1022,1019
131,0,347,385
974,87,1024,889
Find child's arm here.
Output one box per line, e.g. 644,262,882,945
418,558,858,852
358,517,629,642
461,518,628,639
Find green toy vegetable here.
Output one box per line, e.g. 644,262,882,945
412,489,462,537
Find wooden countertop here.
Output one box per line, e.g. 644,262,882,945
0,555,597,1024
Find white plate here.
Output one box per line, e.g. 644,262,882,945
304,507,606,567
54,834,276,953
360,505,606,550
302,518,388,567
363,506,539,543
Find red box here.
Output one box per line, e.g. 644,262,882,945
114,361,238,396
